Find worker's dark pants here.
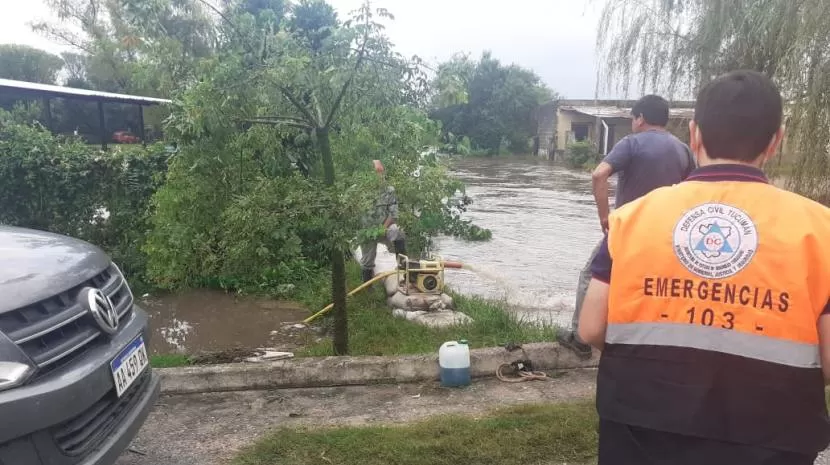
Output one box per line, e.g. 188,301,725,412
598,419,815,465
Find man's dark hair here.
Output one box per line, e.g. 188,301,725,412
694,70,783,162
631,95,670,126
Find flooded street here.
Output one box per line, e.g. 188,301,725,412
141,290,309,355
435,157,607,326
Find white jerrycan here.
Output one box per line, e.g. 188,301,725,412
438,340,471,387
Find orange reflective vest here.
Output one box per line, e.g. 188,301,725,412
597,164,830,454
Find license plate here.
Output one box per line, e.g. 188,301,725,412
110,336,149,397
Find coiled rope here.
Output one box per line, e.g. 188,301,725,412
495,362,549,383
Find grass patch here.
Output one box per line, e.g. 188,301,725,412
150,354,191,368
165,262,556,358
233,401,597,465
298,280,556,357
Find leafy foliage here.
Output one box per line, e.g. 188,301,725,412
430,52,555,155
0,45,65,84
598,0,830,203
25,0,218,140
564,141,601,170
439,132,472,156
144,2,488,310
0,112,170,289
143,1,477,354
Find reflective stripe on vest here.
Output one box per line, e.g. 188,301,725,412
606,322,820,368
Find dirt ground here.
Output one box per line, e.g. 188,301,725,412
115,368,830,465
115,369,597,465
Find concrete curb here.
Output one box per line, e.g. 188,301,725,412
157,342,599,395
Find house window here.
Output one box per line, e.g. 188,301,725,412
572,123,589,141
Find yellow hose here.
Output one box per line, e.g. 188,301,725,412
303,270,399,324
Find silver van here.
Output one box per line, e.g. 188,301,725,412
0,226,159,464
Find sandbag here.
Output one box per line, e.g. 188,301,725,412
383,274,401,297
391,308,473,327
387,292,453,311
440,293,454,309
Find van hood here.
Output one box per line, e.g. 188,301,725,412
0,226,110,313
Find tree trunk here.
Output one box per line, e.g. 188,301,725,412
316,126,349,354
330,249,348,354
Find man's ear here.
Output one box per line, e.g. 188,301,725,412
762,125,785,164
689,121,701,154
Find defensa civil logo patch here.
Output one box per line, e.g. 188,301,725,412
673,203,759,279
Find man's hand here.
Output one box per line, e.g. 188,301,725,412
599,215,609,234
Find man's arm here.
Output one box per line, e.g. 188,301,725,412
579,279,610,349
593,137,632,233
592,163,613,234
818,301,830,383
577,235,613,349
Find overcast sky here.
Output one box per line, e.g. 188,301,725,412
1,0,608,98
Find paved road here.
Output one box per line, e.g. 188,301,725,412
116,370,597,465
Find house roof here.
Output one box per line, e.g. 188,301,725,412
0,78,171,106
560,104,694,119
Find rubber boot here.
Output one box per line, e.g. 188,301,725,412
361,267,374,283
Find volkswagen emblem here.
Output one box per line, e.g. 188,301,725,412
83,288,119,335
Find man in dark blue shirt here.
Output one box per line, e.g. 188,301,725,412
558,95,695,357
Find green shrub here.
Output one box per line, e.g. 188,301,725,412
439,132,472,156
565,141,601,170
145,101,491,296
0,114,170,290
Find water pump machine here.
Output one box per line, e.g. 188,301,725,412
397,254,462,295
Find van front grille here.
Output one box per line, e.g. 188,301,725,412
0,264,134,374
52,371,150,456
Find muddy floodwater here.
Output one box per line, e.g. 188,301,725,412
145,157,606,354
434,157,607,326
142,290,310,355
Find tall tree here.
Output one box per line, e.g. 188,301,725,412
598,0,830,203
34,0,217,95
431,52,474,108
430,51,553,154
61,52,89,85
0,45,64,84
149,0,430,355
287,0,338,52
